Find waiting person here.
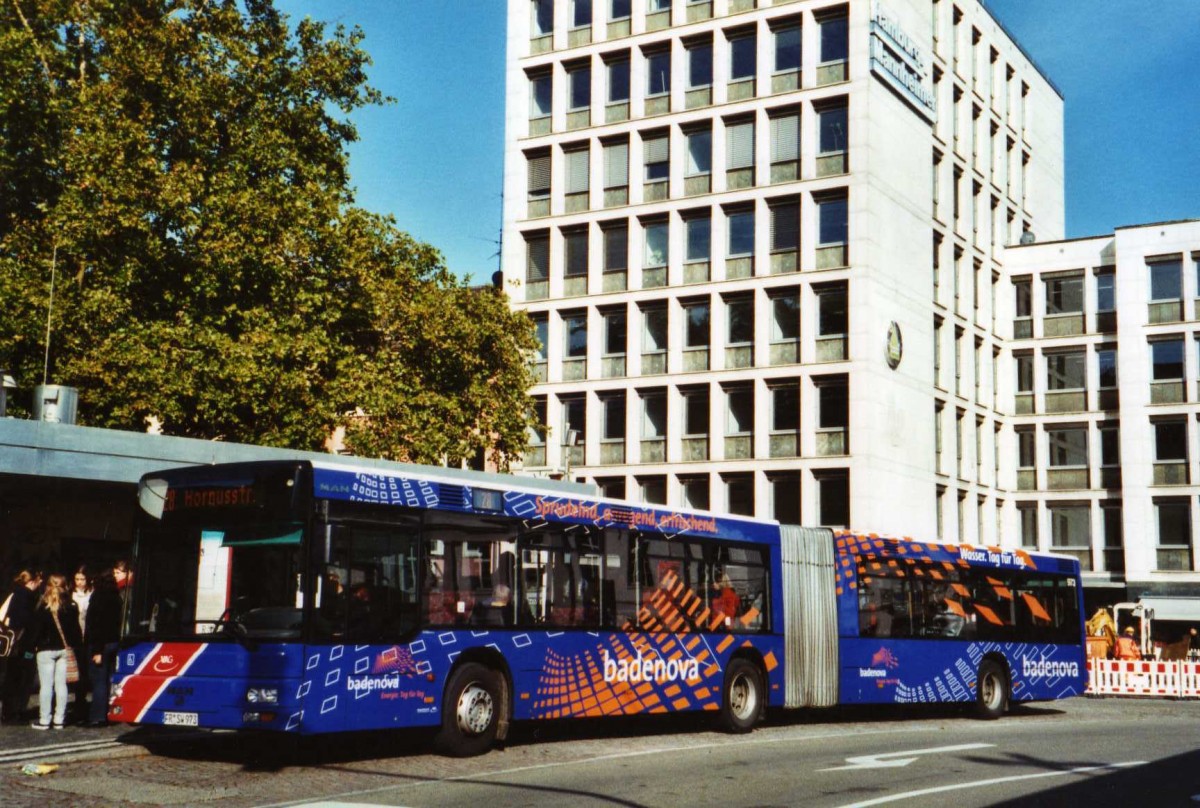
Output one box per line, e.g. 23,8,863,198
69,567,94,724
113,560,132,606
1,569,43,723
84,568,122,727
27,573,83,729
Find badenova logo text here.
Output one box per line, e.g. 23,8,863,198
1022,658,1080,679
602,651,699,683
858,668,887,678
347,673,401,694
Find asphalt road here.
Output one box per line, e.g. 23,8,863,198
2,697,1198,807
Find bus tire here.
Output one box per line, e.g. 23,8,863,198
717,658,763,734
975,659,1008,720
435,662,504,757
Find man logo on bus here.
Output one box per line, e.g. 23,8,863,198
602,650,700,684
870,647,900,670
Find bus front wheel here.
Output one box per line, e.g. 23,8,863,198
436,662,505,757
975,659,1008,720
718,658,763,733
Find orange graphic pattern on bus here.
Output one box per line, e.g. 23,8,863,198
634,569,760,634
839,531,1053,629
530,633,722,719
530,569,775,719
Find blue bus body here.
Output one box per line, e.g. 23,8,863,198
110,460,1084,745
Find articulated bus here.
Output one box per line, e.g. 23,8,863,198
110,459,1085,755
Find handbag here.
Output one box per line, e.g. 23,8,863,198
51,609,81,685
0,594,16,658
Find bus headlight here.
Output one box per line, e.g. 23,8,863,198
245,687,279,705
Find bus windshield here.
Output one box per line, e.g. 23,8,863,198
129,520,307,641
130,465,312,642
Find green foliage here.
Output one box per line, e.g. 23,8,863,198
0,0,538,468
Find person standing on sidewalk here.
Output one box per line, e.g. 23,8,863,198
69,567,94,724
27,574,83,729
84,568,122,727
1,570,43,723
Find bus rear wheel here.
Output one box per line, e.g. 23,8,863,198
718,658,763,733
975,659,1008,720
436,662,504,757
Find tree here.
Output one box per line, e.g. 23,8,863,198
0,0,539,467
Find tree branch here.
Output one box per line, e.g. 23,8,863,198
10,0,56,92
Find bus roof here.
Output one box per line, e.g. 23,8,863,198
141,457,782,545
835,530,1081,576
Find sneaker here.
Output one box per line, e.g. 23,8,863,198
51,723,65,730
31,722,49,730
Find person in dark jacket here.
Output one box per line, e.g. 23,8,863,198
1,570,43,723
84,569,123,726
27,574,83,729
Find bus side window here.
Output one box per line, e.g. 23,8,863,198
602,529,637,629
720,546,767,632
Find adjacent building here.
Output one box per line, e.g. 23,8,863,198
1004,219,1200,604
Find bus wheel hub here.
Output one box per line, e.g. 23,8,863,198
457,684,494,735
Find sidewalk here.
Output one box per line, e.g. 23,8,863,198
0,719,204,766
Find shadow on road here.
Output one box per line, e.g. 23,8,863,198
984,747,1200,806
111,699,1065,774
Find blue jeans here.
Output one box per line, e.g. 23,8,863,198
88,644,117,724
36,649,68,726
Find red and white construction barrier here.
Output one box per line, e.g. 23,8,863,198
1087,658,1200,698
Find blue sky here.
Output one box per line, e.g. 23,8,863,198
276,1,1199,281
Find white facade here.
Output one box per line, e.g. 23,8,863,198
501,0,1063,542
1004,220,1200,595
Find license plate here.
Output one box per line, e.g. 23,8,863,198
162,712,198,727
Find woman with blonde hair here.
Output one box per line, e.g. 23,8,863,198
27,574,83,729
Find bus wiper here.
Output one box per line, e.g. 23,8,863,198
196,608,259,650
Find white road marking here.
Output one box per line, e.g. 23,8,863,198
0,739,122,764
257,715,1150,808
817,742,994,771
260,725,925,808
835,761,1146,808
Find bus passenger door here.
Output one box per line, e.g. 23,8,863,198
307,518,422,732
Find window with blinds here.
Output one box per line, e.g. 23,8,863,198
769,201,799,252
565,147,590,194
603,141,628,189
525,233,550,301
770,112,799,164
603,223,628,271
643,132,669,181
769,110,800,183
527,152,551,199
726,120,754,170
564,227,589,277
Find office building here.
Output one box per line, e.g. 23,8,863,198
502,0,1063,543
